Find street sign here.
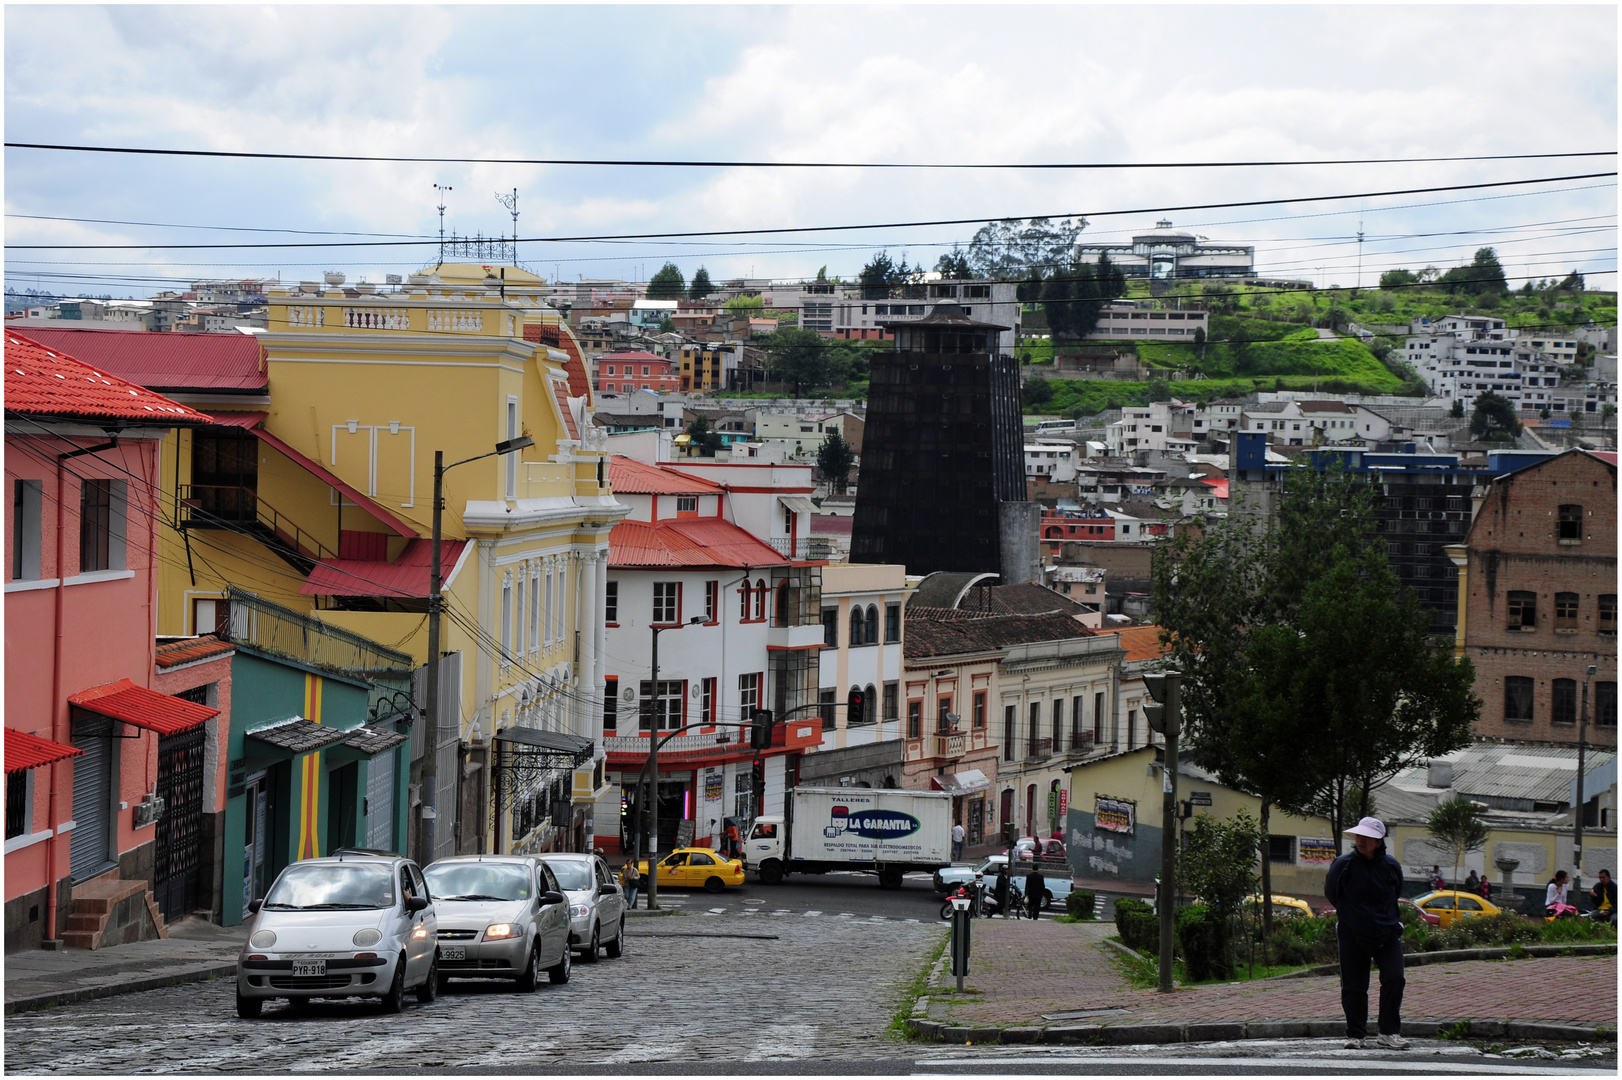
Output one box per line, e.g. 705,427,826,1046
1189,791,1212,806
1058,790,1068,819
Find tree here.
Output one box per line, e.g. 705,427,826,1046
1043,253,1125,340
1450,399,1465,419
815,431,855,493
686,415,724,456
689,267,714,300
1144,376,1172,403
815,266,828,283
724,294,765,316
1555,270,1586,292
1379,269,1419,290
935,247,973,279
964,217,1087,300
1470,391,1521,441
858,251,914,300
1426,796,1489,900
1438,248,1508,296
1179,809,1265,968
1023,377,1054,409
763,327,833,395
647,262,686,300
658,315,675,334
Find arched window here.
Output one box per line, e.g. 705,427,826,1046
753,579,766,621
865,605,879,645
865,684,878,725
849,607,864,646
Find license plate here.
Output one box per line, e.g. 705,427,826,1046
440,946,465,961
292,960,326,977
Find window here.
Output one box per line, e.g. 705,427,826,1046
11,479,41,581
1600,595,1616,635
704,580,718,623
603,677,618,732
1558,504,1584,543
938,698,953,735
973,691,986,729
676,496,698,514
849,607,864,647
881,682,899,722
819,688,837,731
529,574,540,652
639,680,685,731
1555,593,1580,633
1504,677,1534,722
1598,682,1617,728
1003,705,1016,762
864,684,877,726
1052,698,1064,750
701,677,716,725
865,605,879,645
739,672,760,713
1507,590,1537,630
653,581,679,624
1552,678,1578,725
505,399,519,500
605,580,618,623
1072,695,1085,744
1093,692,1105,744
1268,835,1295,864
754,579,766,621
79,478,122,574
822,608,838,647
6,769,28,840
642,365,650,376
554,564,566,643
500,579,513,661
740,581,752,621
885,603,901,642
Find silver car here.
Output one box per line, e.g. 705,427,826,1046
423,855,572,991
236,853,438,1017
539,853,626,962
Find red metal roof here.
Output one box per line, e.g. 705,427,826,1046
5,727,84,773
609,518,788,569
600,351,669,364
301,539,468,597
203,410,267,429
525,323,593,402
1200,476,1231,499
552,382,581,441
17,326,266,392
154,633,236,670
609,456,725,495
5,331,211,426
252,427,420,539
68,678,220,735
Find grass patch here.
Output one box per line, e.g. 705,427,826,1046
1439,1020,1473,1041
889,930,949,1038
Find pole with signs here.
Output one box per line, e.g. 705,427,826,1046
1143,670,1182,995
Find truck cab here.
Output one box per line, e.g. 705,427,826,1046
744,816,785,882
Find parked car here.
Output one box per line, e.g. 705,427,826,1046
1399,896,1440,926
635,847,746,892
933,855,1073,910
1014,837,1068,865
236,852,439,1018
1413,889,1503,928
1241,894,1315,920
422,855,572,991
539,852,627,962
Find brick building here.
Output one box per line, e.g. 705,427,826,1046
1449,449,1617,748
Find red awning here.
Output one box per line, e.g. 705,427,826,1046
203,410,267,429
68,678,219,735
5,727,84,773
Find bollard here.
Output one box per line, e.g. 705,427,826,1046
949,894,972,991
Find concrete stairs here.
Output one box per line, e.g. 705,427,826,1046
61,876,167,951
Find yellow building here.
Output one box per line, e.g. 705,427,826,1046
678,344,730,392
147,263,626,858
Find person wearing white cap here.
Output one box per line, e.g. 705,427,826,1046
1323,816,1409,1050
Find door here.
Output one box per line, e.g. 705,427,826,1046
998,789,1013,844
594,858,623,931
401,865,432,979
687,850,717,886
326,762,359,855
967,797,985,846
539,863,568,964
242,775,268,915
153,725,207,922
70,727,115,880
1025,784,1037,837
365,749,395,852
655,781,685,854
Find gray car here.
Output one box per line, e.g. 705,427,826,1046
236,853,438,1017
539,853,626,962
422,856,572,991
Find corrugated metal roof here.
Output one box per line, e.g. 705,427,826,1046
6,331,211,425
608,518,787,568
1096,625,1169,663
69,678,219,735
301,539,468,598
1391,744,1618,806
154,634,235,669
203,410,266,429
17,326,266,392
608,456,725,496
5,727,84,773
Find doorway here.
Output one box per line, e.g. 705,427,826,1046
153,725,206,921
70,725,115,880
998,788,1013,844
967,796,985,846
326,762,359,855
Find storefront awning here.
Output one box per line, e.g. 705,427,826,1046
493,727,594,768
931,768,991,796
68,678,219,735
6,727,84,773
244,717,351,757
779,495,816,516
342,725,410,756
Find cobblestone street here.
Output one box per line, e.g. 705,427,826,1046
4,916,944,1074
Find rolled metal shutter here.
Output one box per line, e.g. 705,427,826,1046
70,733,113,880
365,748,395,852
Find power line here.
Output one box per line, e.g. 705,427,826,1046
6,142,1614,170
7,172,1615,251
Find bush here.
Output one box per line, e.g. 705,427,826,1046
1067,890,1097,920
1423,927,1473,952
1113,897,1159,955
1542,916,1619,944
1174,904,1233,982
1266,914,1340,966
1464,912,1539,946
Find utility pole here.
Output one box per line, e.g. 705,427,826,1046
1144,670,1182,994
1574,663,1597,901
644,616,704,909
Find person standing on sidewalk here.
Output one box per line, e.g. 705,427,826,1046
951,821,966,861
1324,816,1408,1051
620,860,640,911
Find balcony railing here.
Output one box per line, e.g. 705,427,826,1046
604,733,730,755
933,732,965,760
1062,730,1097,756
1026,737,1052,760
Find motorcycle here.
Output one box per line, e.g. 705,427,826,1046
938,881,1024,921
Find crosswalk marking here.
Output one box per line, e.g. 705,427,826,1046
803,910,822,916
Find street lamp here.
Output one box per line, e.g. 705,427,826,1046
1574,662,1598,903
643,614,705,910
417,434,534,868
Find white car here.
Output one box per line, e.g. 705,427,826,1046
236,853,438,1017
423,855,573,991
539,853,627,962
933,855,1073,910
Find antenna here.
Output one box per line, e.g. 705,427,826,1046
434,183,453,265
1356,217,1365,291
495,188,519,265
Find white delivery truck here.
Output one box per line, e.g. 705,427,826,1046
743,787,953,889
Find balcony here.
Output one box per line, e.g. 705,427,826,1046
932,732,965,760
1060,731,1097,758
604,732,730,756
1026,737,1052,761
767,536,837,560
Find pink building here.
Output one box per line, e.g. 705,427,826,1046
5,330,217,952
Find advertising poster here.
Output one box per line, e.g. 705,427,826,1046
1298,838,1338,864
1094,795,1135,835
704,768,723,802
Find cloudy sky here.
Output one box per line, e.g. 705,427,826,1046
4,4,1616,298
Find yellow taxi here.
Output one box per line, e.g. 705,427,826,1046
1413,890,1503,928
636,847,746,893
1244,893,1316,919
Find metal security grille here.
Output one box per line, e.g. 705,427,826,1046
365,748,395,852
154,725,206,922
70,733,113,880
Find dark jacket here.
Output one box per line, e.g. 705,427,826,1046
1592,878,1617,911
1324,842,1403,940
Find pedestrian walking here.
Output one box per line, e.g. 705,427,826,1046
993,863,1012,918
1024,866,1045,920
621,860,641,910
951,821,966,861
1324,816,1408,1051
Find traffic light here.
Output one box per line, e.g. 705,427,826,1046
750,708,774,750
847,687,866,727
1143,670,1182,735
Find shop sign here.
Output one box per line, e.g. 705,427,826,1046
1299,838,1338,864
704,768,723,802
1094,795,1135,835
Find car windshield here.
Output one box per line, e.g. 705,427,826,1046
545,861,594,891
423,863,532,902
263,864,394,910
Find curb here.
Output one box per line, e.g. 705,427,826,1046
1266,941,1617,980
624,908,681,918
5,961,238,1015
906,1015,1618,1046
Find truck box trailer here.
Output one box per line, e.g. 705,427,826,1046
743,787,953,889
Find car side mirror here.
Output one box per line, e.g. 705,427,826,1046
405,895,429,913
541,890,566,906
247,898,263,915
600,883,619,896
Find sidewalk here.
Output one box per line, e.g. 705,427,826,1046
916,918,1617,1045
4,917,246,1014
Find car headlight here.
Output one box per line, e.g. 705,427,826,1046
572,904,590,918
250,930,277,949
352,928,382,948
483,923,519,940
